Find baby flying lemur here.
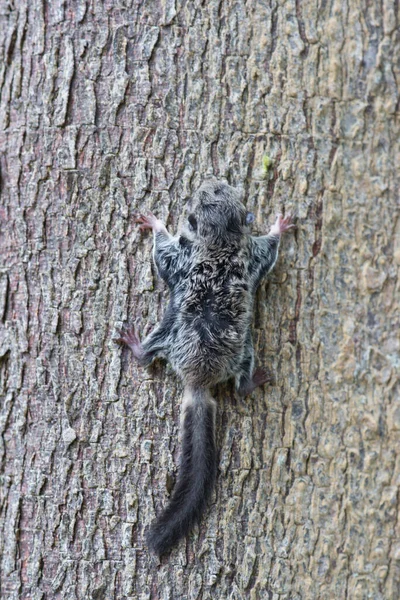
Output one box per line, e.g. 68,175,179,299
117,181,294,556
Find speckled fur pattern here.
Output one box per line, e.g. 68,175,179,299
119,181,290,556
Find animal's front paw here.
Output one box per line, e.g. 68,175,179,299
135,213,165,233
115,326,145,362
270,213,295,236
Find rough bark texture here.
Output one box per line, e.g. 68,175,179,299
1,0,399,598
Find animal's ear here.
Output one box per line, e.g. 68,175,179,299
179,235,192,248
226,215,242,234
246,212,255,224
188,214,198,232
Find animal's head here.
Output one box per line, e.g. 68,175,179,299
185,181,254,243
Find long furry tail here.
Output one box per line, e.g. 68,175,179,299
147,387,217,556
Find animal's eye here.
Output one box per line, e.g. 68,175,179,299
188,214,197,232
246,212,255,224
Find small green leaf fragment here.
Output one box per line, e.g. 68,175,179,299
262,155,273,173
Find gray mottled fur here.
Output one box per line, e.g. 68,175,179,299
119,181,286,555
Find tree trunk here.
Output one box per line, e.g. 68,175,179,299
1,0,399,598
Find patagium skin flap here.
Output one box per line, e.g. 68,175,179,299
116,181,294,556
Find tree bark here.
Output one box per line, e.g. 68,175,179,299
1,0,399,598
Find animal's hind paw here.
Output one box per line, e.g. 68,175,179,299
115,326,145,362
